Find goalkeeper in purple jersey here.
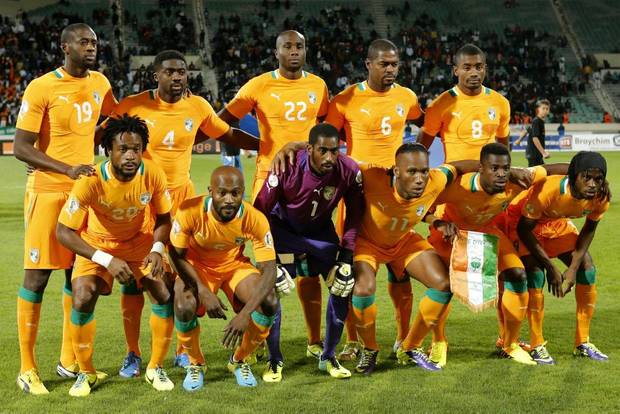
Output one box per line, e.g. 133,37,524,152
254,123,364,381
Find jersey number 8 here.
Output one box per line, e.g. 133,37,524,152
471,120,483,139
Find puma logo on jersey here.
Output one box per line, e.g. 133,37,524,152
271,93,281,101
145,119,156,127
57,95,69,103
377,201,386,211
451,111,461,119
360,108,371,116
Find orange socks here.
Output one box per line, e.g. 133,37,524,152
70,309,97,373
296,276,322,345
351,294,378,350
402,289,452,350
575,268,597,346
502,280,528,349
175,317,205,365
121,282,144,357
387,276,413,343
147,303,174,369
234,311,275,362
17,287,42,373
60,281,76,367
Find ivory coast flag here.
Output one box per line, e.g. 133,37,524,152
449,230,499,312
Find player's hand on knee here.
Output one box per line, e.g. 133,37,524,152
198,284,228,319
562,268,577,295
66,164,95,180
546,265,564,298
275,264,295,297
327,248,355,297
143,251,164,279
109,257,134,285
222,313,250,349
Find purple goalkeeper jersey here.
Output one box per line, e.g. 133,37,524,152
254,150,364,252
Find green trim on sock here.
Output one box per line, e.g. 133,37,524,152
63,280,72,296
425,289,452,304
174,317,198,332
527,270,545,289
251,311,275,327
151,302,173,318
121,280,143,295
504,280,527,293
18,287,43,303
70,309,94,325
352,294,376,310
577,268,596,285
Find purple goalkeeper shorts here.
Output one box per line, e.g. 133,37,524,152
270,217,339,278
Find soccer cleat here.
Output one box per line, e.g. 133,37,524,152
17,369,49,395
397,348,441,371
338,341,362,362
261,359,283,383
530,342,555,365
228,357,258,387
428,341,448,368
355,348,379,375
392,340,402,354
318,357,351,379
174,353,190,369
56,361,79,378
68,372,106,397
145,367,174,391
183,365,205,392
496,337,531,353
119,351,142,378
574,342,609,361
306,343,324,359
501,343,537,365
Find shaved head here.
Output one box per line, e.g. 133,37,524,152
276,30,305,48
367,39,398,60
60,23,95,43
210,166,244,188
209,166,245,222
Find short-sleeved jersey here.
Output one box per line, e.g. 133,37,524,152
58,159,171,242
359,163,456,248
326,81,423,168
423,86,510,163
254,150,364,251
170,197,276,267
436,166,547,228
17,67,117,192
225,70,329,173
514,175,609,222
111,90,230,189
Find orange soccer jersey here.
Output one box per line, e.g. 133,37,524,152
170,196,276,273
16,67,117,192
225,70,329,174
326,81,423,168
58,159,172,248
358,164,456,249
423,85,510,163
112,90,230,190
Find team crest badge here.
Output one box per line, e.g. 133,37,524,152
264,232,274,248
172,220,181,235
185,118,193,132
19,100,29,117
267,173,279,188
235,237,246,246
67,197,80,214
323,186,335,201
93,91,101,105
139,192,152,205
164,189,171,201
488,107,496,120
308,91,317,105
396,104,405,117
355,170,363,184
416,206,425,217
29,248,40,264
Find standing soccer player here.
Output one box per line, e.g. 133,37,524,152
169,167,278,389
254,123,364,381
109,50,258,377
518,100,551,167
56,115,175,396
14,23,117,394
501,151,610,363
326,39,424,360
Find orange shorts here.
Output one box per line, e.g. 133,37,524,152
24,190,74,269
251,169,269,203
72,232,153,294
354,233,433,279
498,213,579,259
189,257,260,305
428,223,524,272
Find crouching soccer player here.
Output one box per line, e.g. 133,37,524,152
168,166,278,389
500,151,611,363
56,115,175,396
254,123,364,381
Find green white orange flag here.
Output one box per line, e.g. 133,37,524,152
449,230,499,312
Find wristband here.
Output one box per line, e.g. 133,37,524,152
92,250,113,268
150,241,166,255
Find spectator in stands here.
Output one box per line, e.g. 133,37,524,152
603,111,612,123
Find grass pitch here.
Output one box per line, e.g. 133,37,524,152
0,152,619,413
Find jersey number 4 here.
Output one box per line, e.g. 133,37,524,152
163,130,175,149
